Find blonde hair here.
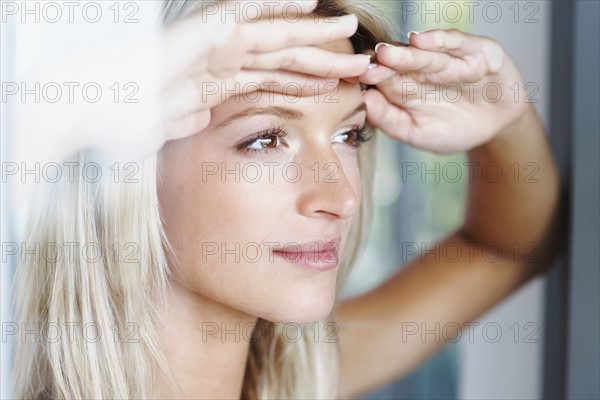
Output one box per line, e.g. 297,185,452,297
12,1,393,398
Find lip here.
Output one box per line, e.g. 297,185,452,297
272,238,341,272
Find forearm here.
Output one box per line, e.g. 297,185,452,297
338,231,540,397
461,104,560,262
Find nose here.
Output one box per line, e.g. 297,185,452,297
295,145,360,220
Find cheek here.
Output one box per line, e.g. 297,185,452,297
157,152,338,323
337,152,363,235
339,151,362,202
156,133,361,323
158,150,287,267
347,157,362,198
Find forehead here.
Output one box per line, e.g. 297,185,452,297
208,38,363,129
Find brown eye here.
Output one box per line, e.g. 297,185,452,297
332,125,371,149
248,134,281,150
240,127,288,154
342,131,357,145
333,129,358,146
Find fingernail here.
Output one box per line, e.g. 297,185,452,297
367,63,378,70
408,31,421,39
375,42,392,54
362,54,373,63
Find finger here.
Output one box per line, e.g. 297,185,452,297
239,70,340,96
374,43,456,75
164,70,339,120
357,63,396,85
240,14,359,52
409,29,505,73
374,74,432,106
165,109,212,142
207,14,361,79
363,89,413,143
243,46,371,78
162,13,221,85
200,71,341,108
206,0,318,21
408,29,481,58
163,2,328,82
254,0,319,18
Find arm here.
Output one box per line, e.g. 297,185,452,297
336,29,561,397
461,104,560,257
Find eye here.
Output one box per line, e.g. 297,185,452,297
248,135,280,150
237,127,289,154
332,125,372,148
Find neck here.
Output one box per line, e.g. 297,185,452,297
161,281,257,399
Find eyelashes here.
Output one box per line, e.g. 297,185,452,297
236,125,373,155
235,126,289,155
337,124,373,148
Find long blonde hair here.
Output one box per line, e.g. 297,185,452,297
12,1,393,398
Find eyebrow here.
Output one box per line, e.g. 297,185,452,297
216,102,367,128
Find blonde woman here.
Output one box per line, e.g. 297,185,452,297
11,0,560,399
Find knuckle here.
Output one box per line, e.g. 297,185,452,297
282,29,295,48
243,53,257,69
434,31,446,49
263,70,278,85
279,50,297,70
236,24,252,48
295,76,311,92
322,60,336,77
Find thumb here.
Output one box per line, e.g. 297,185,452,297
363,88,411,143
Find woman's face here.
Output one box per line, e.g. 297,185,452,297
158,38,367,324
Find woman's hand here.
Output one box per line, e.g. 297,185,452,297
358,29,530,154
337,29,561,399
164,1,371,141
9,1,369,168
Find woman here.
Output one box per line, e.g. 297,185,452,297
11,0,560,398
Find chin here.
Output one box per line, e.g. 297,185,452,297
256,279,338,325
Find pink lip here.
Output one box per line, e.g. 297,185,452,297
272,238,340,272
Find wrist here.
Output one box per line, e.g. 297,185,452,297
470,104,540,158
492,104,539,146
